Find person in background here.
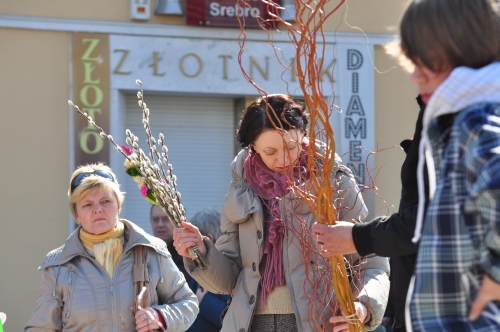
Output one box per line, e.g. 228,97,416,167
186,208,231,332
151,204,194,287
25,163,198,332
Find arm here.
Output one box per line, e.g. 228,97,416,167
352,254,390,330
352,206,420,257
313,175,421,257
152,252,199,332
328,165,390,329
182,211,243,294
25,267,63,332
462,109,500,320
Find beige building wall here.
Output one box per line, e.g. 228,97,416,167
0,1,414,330
0,28,71,330
373,45,418,216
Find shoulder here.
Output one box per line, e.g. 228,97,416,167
39,244,66,270
122,219,171,258
146,235,171,258
230,149,248,177
452,103,500,150
456,103,500,130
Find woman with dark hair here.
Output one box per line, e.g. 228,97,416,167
173,94,390,332
397,0,500,330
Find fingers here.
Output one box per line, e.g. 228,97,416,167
468,275,500,321
469,296,487,322
181,220,199,231
312,222,330,234
330,316,348,332
329,316,347,323
311,221,357,256
332,323,349,332
135,307,159,332
173,222,204,257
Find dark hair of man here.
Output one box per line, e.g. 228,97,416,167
400,0,500,72
236,94,310,149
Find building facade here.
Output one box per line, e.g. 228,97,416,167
0,1,416,329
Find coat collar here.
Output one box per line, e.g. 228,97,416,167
40,219,168,270
224,140,344,224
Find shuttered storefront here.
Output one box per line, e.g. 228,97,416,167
120,94,236,233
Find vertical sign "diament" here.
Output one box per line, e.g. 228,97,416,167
72,33,110,166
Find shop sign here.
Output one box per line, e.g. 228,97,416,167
186,0,278,28
336,45,375,185
72,33,110,166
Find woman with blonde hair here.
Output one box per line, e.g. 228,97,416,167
26,163,198,332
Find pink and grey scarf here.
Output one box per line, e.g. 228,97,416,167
243,141,309,303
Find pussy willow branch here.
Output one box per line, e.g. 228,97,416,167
68,80,208,268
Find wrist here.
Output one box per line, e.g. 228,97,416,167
352,221,375,256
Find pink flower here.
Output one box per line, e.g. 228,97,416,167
122,145,133,156
140,185,149,197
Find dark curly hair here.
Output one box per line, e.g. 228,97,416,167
236,94,309,149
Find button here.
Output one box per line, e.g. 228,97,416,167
257,230,262,239
252,262,256,271
249,295,255,304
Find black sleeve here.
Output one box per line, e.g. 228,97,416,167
352,205,419,257
353,97,427,258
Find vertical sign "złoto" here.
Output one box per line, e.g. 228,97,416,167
72,33,110,166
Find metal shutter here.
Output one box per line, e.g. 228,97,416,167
120,94,235,234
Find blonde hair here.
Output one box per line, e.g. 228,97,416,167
68,163,125,217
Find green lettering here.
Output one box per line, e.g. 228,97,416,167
80,130,104,154
83,62,101,84
80,85,103,107
81,38,102,62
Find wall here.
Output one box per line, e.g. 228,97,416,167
373,45,417,217
0,28,70,330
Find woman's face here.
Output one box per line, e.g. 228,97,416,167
253,129,303,173
410,61,452,104
75,188,120,235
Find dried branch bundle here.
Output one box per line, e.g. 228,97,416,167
236,0,364,331
68,80,208,269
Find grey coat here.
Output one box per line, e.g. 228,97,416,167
25,219,198,332
184,149,390,332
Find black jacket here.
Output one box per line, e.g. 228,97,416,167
352,97,429,329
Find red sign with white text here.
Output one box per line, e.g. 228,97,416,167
186,0,278,29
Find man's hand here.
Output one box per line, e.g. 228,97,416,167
312,221,356,256
468,275,500,321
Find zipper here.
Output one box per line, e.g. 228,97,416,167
65,271,75,319
110,280,117,332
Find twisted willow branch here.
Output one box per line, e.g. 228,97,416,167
68,79,208,269
236,0,364,330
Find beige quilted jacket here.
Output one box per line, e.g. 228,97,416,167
185,147,390,332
